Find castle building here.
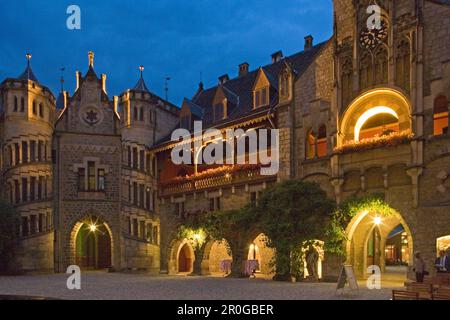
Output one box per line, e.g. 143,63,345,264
1,0,449,279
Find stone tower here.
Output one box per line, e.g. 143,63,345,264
0,54,56,271
117,67,178,271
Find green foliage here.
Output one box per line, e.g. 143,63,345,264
0,201,19,272
257,180,336,277
324,193,396,255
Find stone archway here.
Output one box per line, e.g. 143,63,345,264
345,208,414,279
202,239,233,275
69,216,114,270
339,88,412,144
247,233,275,276
168,238,195,274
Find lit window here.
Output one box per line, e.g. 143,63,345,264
306,130,316,159
433,95,448,136
88,161,96,191
317,125,327,158
98,169,105,191
254,87,269,108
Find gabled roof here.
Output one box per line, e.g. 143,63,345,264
56,92,65,110
191,40,327,127
183,98,204,118
153,40,328,147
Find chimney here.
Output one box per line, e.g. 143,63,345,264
101,74,107,93
218,74,229,85
113,96,119,114
239,62,249,77
75,71,81,91
304,35,314,51
271,50,283,63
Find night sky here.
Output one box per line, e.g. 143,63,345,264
0,0,333,106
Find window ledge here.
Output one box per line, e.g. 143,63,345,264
77,191,106,200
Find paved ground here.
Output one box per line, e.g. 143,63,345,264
0,272,404,300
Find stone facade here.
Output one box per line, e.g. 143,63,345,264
0,0,449,279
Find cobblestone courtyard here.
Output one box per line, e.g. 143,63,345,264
0,272,404,300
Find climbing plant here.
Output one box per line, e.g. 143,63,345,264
324,193,396,255
257,180,336,280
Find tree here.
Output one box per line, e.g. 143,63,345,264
257,180,336,280
0,201,19,272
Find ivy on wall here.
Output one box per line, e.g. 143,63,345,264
324,193,396,256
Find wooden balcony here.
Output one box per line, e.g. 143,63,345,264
159,164,276,197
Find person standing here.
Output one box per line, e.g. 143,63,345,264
414,252,427,283
435,250,449,273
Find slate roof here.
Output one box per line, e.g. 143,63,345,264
133,75,150,92
18,63,39,83
154,40,329,146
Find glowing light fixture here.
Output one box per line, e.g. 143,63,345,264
354,106,398,142
374,216,382,226
193,233,202,241
89,224,98,232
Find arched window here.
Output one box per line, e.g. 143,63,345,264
134,107,138,121
356,107,399,141
139,107,144,121
341,58,353,107
374,46,388,85
317,125,327,158
306,130,316,160
38,103,44,117
359,50,373,90
13,96,18,112
433,95,449,136
395,39,410,91
32,101,37,115
20,97,25,112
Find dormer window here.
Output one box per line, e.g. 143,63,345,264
181,115,191,130
214,102,225,121
254,87,269,108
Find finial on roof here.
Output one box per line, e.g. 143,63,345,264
60,66,65,92
18,53,39,82
132,65,150,92
88,51,94,68
26,53,32,65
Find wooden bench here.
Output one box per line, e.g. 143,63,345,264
406,282,433,299
392,290,419,300
432,293,450,300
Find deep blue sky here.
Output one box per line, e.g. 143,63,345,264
0,0,333,106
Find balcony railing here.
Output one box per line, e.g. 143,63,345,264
159,164,275,196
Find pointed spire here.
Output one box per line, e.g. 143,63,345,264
88,51,95,69
132,65,150,92
18,53,39,82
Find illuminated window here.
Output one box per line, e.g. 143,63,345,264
254,87,269,108
306,130,316,159
433,95,448,136
98,169,105,191
88,161,96,191
317,125,327,158
355,107,399,141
